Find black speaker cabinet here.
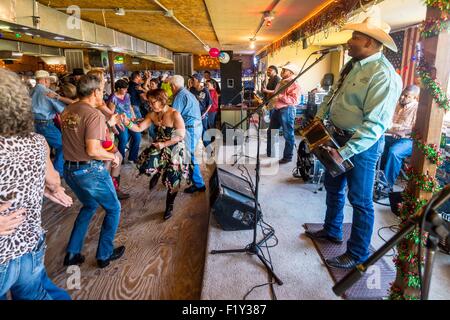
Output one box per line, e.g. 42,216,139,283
209,167,261,231
220,59,243,105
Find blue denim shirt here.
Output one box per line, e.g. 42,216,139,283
31,84,66,120
172,88,202,128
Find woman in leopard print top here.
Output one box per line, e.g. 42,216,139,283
0,68,73,300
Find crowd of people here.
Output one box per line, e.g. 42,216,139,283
0,14,429,300
0,65,220,300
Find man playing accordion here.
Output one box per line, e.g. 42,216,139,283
305,17,403,269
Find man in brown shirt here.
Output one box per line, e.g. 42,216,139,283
381,85,420,190
61,74,125,269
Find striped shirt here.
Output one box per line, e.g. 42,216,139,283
388,101,418,137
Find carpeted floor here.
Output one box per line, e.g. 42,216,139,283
201,132,450,300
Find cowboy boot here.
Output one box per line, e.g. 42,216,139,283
113,176,130,200
164,190,178,220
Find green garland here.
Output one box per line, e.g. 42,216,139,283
416,64,450,112
389,169,441,300
424,0,450,13
420,16,450,38
389,191,428,300
411,133,445,166
390,0,449,302
405,167,443,193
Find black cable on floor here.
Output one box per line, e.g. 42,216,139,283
243,281,277,300
237,163,279,300
377,224,400,257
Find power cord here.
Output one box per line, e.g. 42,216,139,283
377,224,400,257
237,163,279,300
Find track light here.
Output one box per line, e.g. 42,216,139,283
114,8,126,16
263,11,274,27
249,38,256,49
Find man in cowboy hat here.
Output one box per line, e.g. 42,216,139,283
305,17,403,269
32,70,74,176
71,68,85,86
266,63,301,164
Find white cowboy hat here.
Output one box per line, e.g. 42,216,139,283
282,63,301,75
343,17,398,52
35,70,50,79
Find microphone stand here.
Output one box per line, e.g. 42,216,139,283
211,52,331,287
333,185,450,299
230,87,255,166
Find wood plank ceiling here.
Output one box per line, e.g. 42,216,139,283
37,0,329,54
37,0,221,54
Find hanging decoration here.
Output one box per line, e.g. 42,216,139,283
218,51,231,64
258,0,373,58
416,63,450,112
411,133,445,166
389,0,450,298
388,171,437,300
419,15,450,38
424,0,450,13
404,167,443,193
209,47,220,58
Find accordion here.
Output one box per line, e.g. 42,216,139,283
300,119,354,177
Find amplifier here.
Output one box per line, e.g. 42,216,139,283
209,167,261,231
439,212,450,254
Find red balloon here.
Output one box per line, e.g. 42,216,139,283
209,48,220,58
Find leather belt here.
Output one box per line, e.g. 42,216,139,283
34,119,54,123
328,123,354,146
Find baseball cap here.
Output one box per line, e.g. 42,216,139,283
191,73,203,82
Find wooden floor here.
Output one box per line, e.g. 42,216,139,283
42,163,211,300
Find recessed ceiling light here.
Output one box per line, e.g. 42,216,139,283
25,32,33,36
54,36,65,40
114,8,126,16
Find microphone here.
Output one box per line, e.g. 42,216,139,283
313,45,344,55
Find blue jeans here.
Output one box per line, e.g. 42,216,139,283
201,114,211,147
382,136,412,188
323,137,385,263
118,127,142,162
267,106,296,160
63,161,121,260
186,125,205,188
132,105,143,119
207,112,217,129
35,121,64,176
0,235,70,300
